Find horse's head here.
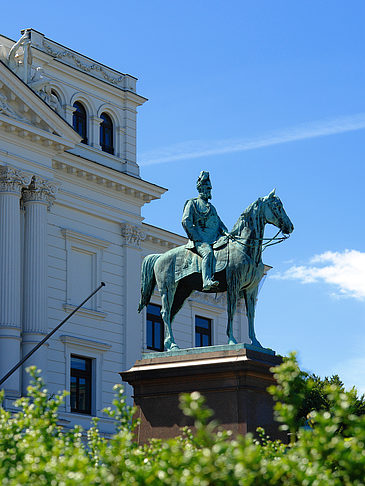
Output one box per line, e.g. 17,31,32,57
262,189,294,235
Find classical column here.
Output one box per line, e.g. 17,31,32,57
0,166,29,397
121,223,146,385
22,176,56,394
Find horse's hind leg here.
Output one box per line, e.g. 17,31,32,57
161,288,179,351
226,288,238,345
244,286,262,348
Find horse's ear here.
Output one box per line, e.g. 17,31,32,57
268,188,276,198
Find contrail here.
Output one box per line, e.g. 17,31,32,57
140,113,365,166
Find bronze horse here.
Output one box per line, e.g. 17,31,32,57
138,190,294,351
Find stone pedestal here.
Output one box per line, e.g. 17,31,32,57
121,344,285,444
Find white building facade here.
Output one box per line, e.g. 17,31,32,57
0,29,254,436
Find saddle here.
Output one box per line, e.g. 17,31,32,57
174,236,229,282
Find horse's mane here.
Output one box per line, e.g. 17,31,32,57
230,197,264,235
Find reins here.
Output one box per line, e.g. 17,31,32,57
228,229,290,252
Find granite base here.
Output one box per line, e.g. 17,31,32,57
120,345,286,444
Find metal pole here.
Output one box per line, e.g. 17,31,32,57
0,282,106,388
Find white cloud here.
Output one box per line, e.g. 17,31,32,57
274,249,365,301
140,112,365,166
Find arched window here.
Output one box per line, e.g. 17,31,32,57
100,113,114,155
72,102,87,144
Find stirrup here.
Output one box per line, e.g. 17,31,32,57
203,279,219,291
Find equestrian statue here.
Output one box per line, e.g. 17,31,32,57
138,171,294,351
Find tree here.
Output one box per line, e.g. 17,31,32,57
0,358,364,485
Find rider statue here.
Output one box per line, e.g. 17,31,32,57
182,171,229,291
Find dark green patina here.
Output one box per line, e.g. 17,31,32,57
138,172,294,351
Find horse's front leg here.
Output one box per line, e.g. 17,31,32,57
161,291,179,351
226,286,238,345
244,286,262,348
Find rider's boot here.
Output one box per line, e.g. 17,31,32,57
202,249,219,291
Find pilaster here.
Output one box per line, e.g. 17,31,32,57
0,166,29,397
121,223,146,396
91,116,103,149
64,104,76,126
22,176,57,393
116,126,126,159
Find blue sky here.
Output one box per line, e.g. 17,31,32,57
3,1,365,392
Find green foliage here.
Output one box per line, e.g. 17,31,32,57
0,359,364,485
268,352,365,437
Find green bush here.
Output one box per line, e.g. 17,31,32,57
0,356,364,485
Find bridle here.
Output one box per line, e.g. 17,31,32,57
228,229,290,252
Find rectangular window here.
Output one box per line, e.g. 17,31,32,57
147,304,164,351
195,316,212,347
70,355,92,414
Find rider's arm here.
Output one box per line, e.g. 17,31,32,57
219,219,229,236
182,200,201,242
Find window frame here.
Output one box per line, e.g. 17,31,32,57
61,335,111,417
146,303,164,351
195,315,212,347
61,229,110,318
100,112,114,155
70,354,92,415
72,101,88,144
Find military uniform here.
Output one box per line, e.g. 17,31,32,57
182,193,228,290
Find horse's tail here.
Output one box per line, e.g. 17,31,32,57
138,254,161,312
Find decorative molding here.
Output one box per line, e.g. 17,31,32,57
121,223,146,248
144,234,178,250
53,160,156,203
189,291,244,312
0,324,22,331
60,334,110,416
0,93,28,122
22,175,59,209
62,228,109,312
0,113,73,152
188,294,226,316
60,334,111,351
192,291,226,306
62,304,107,320
91,115,103,125
61,228,110,249
42,42,134,90
0,166,30,193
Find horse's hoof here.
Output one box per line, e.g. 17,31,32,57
164,339,179,351
228,337,237,345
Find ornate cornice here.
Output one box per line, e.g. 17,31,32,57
144,234,179,251
0,166,30,194
22,175,59,208
41,41,135,91
121,223,146,248
53,160,158,204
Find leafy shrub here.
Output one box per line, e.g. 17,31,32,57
0,357,364,485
